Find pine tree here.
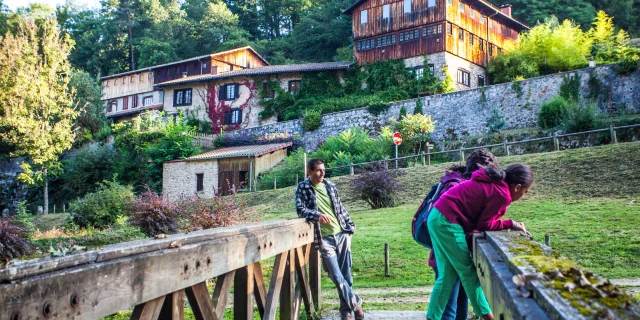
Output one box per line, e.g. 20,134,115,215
398,106,407,120
0,17,78,214
414,97,423,115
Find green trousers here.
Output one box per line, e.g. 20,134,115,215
426,208,491,320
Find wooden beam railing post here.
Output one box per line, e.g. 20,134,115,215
131,295,166,320
253,262,267,318
280,249,297,320
159,290,185,320
234,265,255,320
212,270,236,320
264,251,289,319
185,281,216,320
309,246,322,318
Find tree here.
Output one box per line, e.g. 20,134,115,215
0,17,78,214
69,70,109,146
391,113,436,154
589,10,632,63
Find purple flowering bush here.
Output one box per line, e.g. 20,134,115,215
0,217,34,262
351,166,406,209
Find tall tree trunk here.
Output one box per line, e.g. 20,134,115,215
127,10,135,71
43,168,48,215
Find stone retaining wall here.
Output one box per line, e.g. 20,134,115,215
223,64,640,151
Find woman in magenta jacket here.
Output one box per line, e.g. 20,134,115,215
426,164,533,320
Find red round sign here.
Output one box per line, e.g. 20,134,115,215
393,132,403,145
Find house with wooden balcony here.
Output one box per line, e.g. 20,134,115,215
100,46,269,121
343,0,529,89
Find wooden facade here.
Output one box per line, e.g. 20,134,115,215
347,0,528,66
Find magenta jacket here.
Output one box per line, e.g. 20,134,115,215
434,169,515,234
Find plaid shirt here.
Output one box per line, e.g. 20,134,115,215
295,178,356,246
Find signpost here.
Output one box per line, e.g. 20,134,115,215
393,132,402,169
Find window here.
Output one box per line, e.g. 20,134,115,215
224,109,242,125
391,34,396,43
438,24,442,34
174,88,193,106
148,73,152,80
478,75,485,86
459,2,464,12
377,37,382,48
470,8,474,18
469,34,474,46
400,32,404,42
143,96,153,106
414,29,419,39
106,80,110,87
404,0,411,13
428,64,435,74
479,39,484,51
447,0,452,5
489,44,494,55
109,100,117,112
361,10,368,24
488,19,493,28
132,95,138,108
219,84,239,101
196,173,204,192
414,67,424,80
288,80,301,94
130,76,135,83
457,69,470,86
239,171,248,189
383,4,390,20
428,0,436,7
139,74,143,81
357,41,362,51
123,96,129,110
459,29,464,41
447,23,452,35
262,82,274,98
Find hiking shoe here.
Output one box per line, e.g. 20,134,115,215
341,311,354,320
354,307,364,320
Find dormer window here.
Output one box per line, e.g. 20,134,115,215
361,10,368,24
459,2,464,12
428,0,436,7
383,4,390,20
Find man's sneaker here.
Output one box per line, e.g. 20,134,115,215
354,303,365,320
341,311,354,320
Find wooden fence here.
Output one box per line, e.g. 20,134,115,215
0,220,321,320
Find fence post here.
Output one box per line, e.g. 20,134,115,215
610,124,617,144
421,152,425,166
350,163,354,175
296,174,299,186
553,132,560,151
384,159,388,170
545,233,551,248
427,148,431,166
384,243,390,277
459,148,465,162
303,153,307,179
503,139,510,156
274,177,277,190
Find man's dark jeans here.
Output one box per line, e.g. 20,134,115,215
433,266,469,320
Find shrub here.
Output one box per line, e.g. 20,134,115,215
398,106,407,120
351,166,406,209
487,51,540,84
487,107,507,133
616,49,639,75
184,193,253,231
302,109,322,131
13,202,36,241
538,96,570,129
367,100,390,116
562,101,598,133
0,217,34,262
70,180,135,228
128,190,185,237
559,74,581,102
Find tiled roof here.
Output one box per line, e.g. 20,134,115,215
184,142,292,161
106,104,163,118
154,62,353,87
100,46,269,80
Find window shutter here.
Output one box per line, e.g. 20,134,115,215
237,109,242,124
234,84,240,99
224,112,231,124
123,96,128,110
219,85,227,100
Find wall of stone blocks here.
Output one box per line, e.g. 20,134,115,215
163,160,219,200
221,64,640,152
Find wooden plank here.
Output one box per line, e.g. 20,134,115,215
295,246,315,316
159,290,185,320
252,262,267,318
263,252,289,320
234,265,255,320
0,251,98,282
309,246,322,311
0,220,313,320
211,270,235,320
279,249,296,320
185,282,216,320
131,295,166,320
293,244,312,317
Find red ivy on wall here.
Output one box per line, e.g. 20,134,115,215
207,80,257,134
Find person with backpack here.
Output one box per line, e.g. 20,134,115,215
412,149,496,320
426,163,533,320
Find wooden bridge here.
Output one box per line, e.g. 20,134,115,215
2,219,638,319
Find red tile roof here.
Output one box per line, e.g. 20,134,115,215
183,142,292,161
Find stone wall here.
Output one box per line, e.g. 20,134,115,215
225,64,640,151
163,160,219,201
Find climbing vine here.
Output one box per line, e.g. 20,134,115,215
207,80,257,134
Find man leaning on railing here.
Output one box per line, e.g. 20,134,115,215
295,158,364,320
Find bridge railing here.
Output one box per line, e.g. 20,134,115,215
1,219,320,320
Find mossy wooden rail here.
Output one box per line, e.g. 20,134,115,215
0,219,320,320
474,231,640,320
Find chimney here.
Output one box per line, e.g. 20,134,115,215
182,72,188,78
500,4,512,17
